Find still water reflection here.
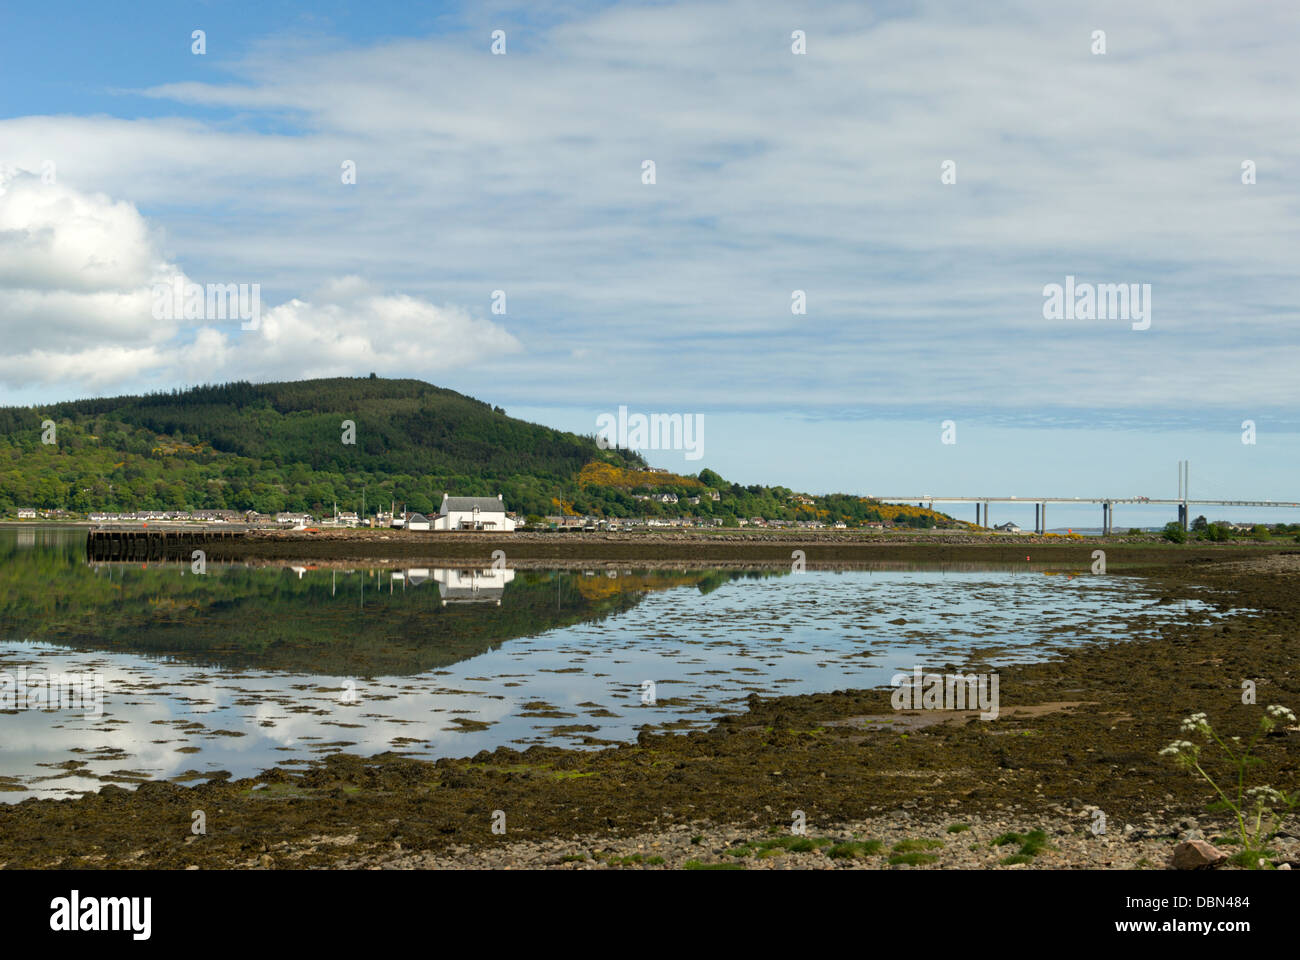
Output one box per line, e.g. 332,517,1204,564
0,527,1235,799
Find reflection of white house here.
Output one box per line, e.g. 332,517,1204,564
433,494,516,531
433,567,516,605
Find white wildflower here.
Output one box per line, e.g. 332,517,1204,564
1246,786,1285,805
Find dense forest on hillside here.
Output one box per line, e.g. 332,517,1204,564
0,376,956,526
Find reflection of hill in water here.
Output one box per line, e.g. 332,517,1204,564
0,537,749,675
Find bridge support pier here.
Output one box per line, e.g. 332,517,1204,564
1034,503,1039,534
983,501,990,529
1040,502,1046,535
975,503,981,526
1102,502,1111,536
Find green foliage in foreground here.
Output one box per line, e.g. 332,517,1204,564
1161,705,1298,869
991,829,1050,865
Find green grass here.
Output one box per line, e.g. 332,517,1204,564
683,860,745,870
1228,848,1276,869
727,835,835,858
991,829,1050,864
826,839,884,859
891,838,944,853
888,852,940,866
946,823,971,834
762,835,831,853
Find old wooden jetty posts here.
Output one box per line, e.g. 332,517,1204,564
85,528,245,562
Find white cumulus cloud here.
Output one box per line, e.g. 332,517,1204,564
0,169,520,395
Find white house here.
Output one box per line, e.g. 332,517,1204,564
994,521,1022,534
406,512,431,532
433,494,516,532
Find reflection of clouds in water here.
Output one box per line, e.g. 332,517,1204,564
172,677,227,713
1,571,1246,800
241,683,516,755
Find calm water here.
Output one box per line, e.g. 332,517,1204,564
0,526,1238,800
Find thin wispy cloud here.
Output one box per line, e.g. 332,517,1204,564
1,0,1297,430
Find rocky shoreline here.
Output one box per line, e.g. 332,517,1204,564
347,809,1299,871
166,528,1283,567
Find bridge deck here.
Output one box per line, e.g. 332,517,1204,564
875,497,1300,507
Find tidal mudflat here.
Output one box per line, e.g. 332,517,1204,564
0,526,1242,800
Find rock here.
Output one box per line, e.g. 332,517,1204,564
1170,840,1227,870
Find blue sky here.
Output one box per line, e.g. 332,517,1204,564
1,0,1298,526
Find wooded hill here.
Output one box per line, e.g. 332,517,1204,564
0,376,956,526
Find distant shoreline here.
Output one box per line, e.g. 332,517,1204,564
70,524,1289,568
